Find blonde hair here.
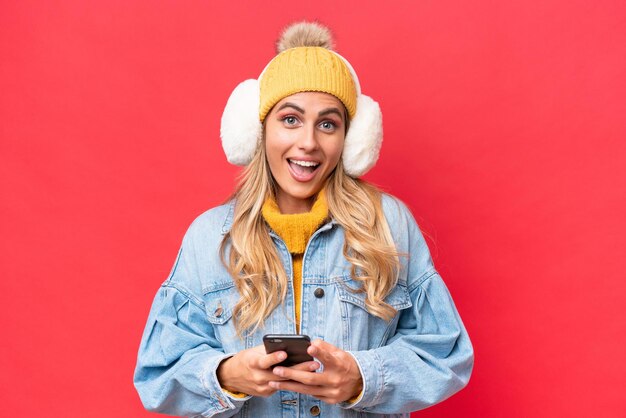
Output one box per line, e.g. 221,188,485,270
220,143,401,337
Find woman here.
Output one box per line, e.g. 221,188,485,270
134,22,474,417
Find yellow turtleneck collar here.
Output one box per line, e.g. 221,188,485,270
261,190,329,254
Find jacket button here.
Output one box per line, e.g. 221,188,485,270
214,306,223,317
309,405,321,416
314,288,324,298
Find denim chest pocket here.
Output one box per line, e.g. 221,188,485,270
335,276,412,311
202,281,243,351
204,286,235,324
333,276,413,349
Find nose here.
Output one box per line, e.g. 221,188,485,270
296,124,319,152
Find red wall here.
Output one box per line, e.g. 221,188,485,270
1,1,625,416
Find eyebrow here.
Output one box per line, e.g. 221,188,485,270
318,108,344,120
277,103,345,121
277,103,305,114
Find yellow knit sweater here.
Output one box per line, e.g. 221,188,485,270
261,190,329,332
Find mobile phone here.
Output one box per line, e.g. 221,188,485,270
263,334,313,367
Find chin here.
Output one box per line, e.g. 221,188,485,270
277,180,323,199
289,186,320,200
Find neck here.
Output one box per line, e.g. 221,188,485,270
275,192,316,214
261,189,329,254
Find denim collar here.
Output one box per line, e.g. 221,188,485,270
220,200,236,235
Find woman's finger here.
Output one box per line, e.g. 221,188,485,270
268,380,326,397
308,339,341,367
256,350,287,370
272,365,324,385
288,361,320,372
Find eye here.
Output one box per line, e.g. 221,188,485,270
319,120,337,131
283,116,299,126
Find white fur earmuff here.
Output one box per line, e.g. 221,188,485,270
219,79,262,166
219,22,383,177
219,83,383,177
342,95,383,177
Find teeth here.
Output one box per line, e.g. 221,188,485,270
289,159,320,167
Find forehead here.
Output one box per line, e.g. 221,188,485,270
273,91,344,112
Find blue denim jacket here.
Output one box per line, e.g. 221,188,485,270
134,194,474,417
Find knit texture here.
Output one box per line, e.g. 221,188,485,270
259,47,357,121
261,190,329,331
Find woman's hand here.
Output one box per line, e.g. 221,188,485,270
269,339,363,404
217,345,319,397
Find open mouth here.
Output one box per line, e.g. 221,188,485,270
287,159,321,181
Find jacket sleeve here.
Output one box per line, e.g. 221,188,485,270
342,198,474,414
133,230,250,417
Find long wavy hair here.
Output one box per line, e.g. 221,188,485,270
220,137,402,337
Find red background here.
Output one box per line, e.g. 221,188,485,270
2,1,625,417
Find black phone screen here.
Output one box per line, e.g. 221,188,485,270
263,334,314,367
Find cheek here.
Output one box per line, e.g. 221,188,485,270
326,140,345,166
265,127,293,160
265,141,282,175
264,134,286,166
